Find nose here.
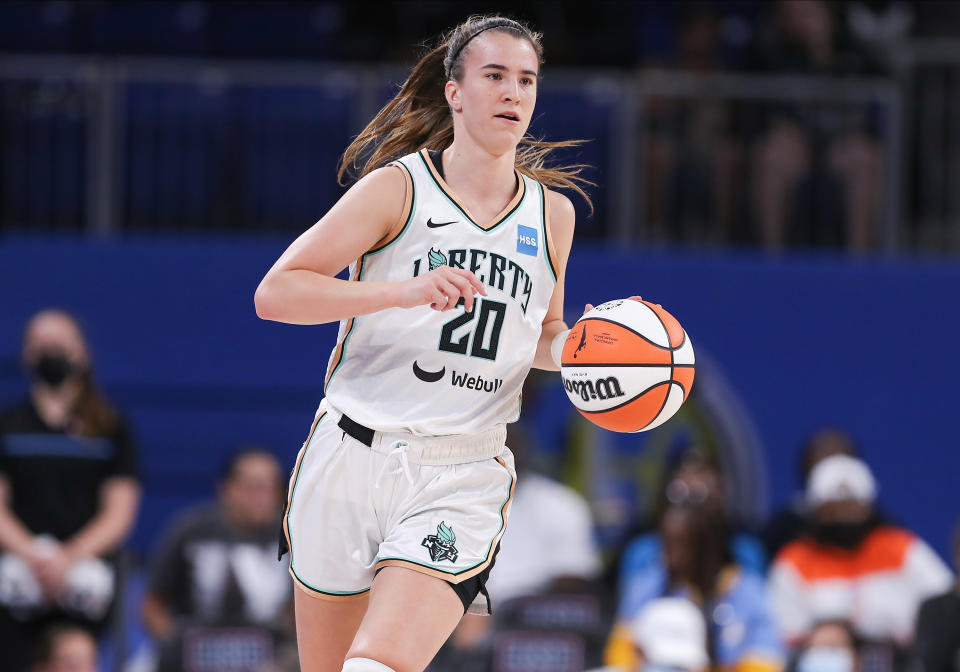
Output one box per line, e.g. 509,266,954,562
502,77,521,102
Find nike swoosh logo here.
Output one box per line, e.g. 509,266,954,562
426,218,457,228
412,360,446,383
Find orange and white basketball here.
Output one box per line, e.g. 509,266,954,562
560,298,695,433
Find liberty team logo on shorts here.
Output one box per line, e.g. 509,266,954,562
422,521,459,562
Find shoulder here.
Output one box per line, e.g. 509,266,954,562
110,410,136,440
544,188,575,264
772,536,817,570
918,591,957,619
621,533,663,571
0,399,36,424
352,163,409,197
860,525,921,567
332,164,410,239
730,532,768,574
730,567,767,596
546,189,575,232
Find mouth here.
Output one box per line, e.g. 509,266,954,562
494,112,520,123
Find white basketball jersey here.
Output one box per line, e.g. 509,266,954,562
323,149,558,436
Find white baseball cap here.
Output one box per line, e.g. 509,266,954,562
806,455,877,507
630,598,709,671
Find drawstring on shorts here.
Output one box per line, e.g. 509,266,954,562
374,440,415,488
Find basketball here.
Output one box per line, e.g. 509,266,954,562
560,298,695,433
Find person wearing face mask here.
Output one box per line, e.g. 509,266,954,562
0,309,141,672
768,455,952,653
792,621,859,672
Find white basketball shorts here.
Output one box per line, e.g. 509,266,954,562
282,400,516,614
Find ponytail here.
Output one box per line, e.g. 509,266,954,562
338,15,594,213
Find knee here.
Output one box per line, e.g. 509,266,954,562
754,122,811,180
829,135,880,180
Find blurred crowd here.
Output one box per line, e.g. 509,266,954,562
0,308,957,672
3,0,960,249
2,2,960,671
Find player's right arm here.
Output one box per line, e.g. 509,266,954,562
254,165,485,325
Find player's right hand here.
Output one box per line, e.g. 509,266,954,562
395,267,487,313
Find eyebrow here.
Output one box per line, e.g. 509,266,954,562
481,63,539,77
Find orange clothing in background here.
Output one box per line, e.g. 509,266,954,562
768,525,953,645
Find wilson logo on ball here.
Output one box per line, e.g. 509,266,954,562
562,376,626,402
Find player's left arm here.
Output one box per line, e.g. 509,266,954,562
532,189,576,371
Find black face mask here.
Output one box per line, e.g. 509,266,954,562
32,354,75,388
811,520,874,550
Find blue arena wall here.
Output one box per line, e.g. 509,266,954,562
1,234,958,563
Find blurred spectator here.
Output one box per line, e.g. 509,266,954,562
845,1,913,65
768,455,953,650
605,500,783,672
485,425,602,605
643,4,746,244
0,309,141,672
912,521,960,672
631,597,709,672
614,449,767,586
29,623,98,672
761,428,860,559
790,621,860,672
141,446,291,672
751,0,882,252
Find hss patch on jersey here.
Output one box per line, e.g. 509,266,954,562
516,225,538,256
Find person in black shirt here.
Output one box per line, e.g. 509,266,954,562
141,447,291,672
0,309,141,671
913,522,960,672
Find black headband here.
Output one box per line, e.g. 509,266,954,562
447,19,524,76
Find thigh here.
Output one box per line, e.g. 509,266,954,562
286,411,381,597
375,453,515,615
346,567,465,672
295,587,369,672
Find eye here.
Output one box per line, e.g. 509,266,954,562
521,77,535,86
486,72,502,81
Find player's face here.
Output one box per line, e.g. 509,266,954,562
447,31,539,155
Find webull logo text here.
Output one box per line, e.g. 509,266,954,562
563,376,626,402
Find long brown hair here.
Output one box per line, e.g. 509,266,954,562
338,15,594,212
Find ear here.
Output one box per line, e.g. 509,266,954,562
444,80,462,113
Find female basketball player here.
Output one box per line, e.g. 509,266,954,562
255,16,590,672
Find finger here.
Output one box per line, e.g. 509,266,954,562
429,289,447,311
628,295,643,301
449,268,487,296
583,303,594,316
445,274,475,312
435,280,461,311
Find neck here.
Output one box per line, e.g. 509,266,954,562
31,382,82,429
442,139,517,200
